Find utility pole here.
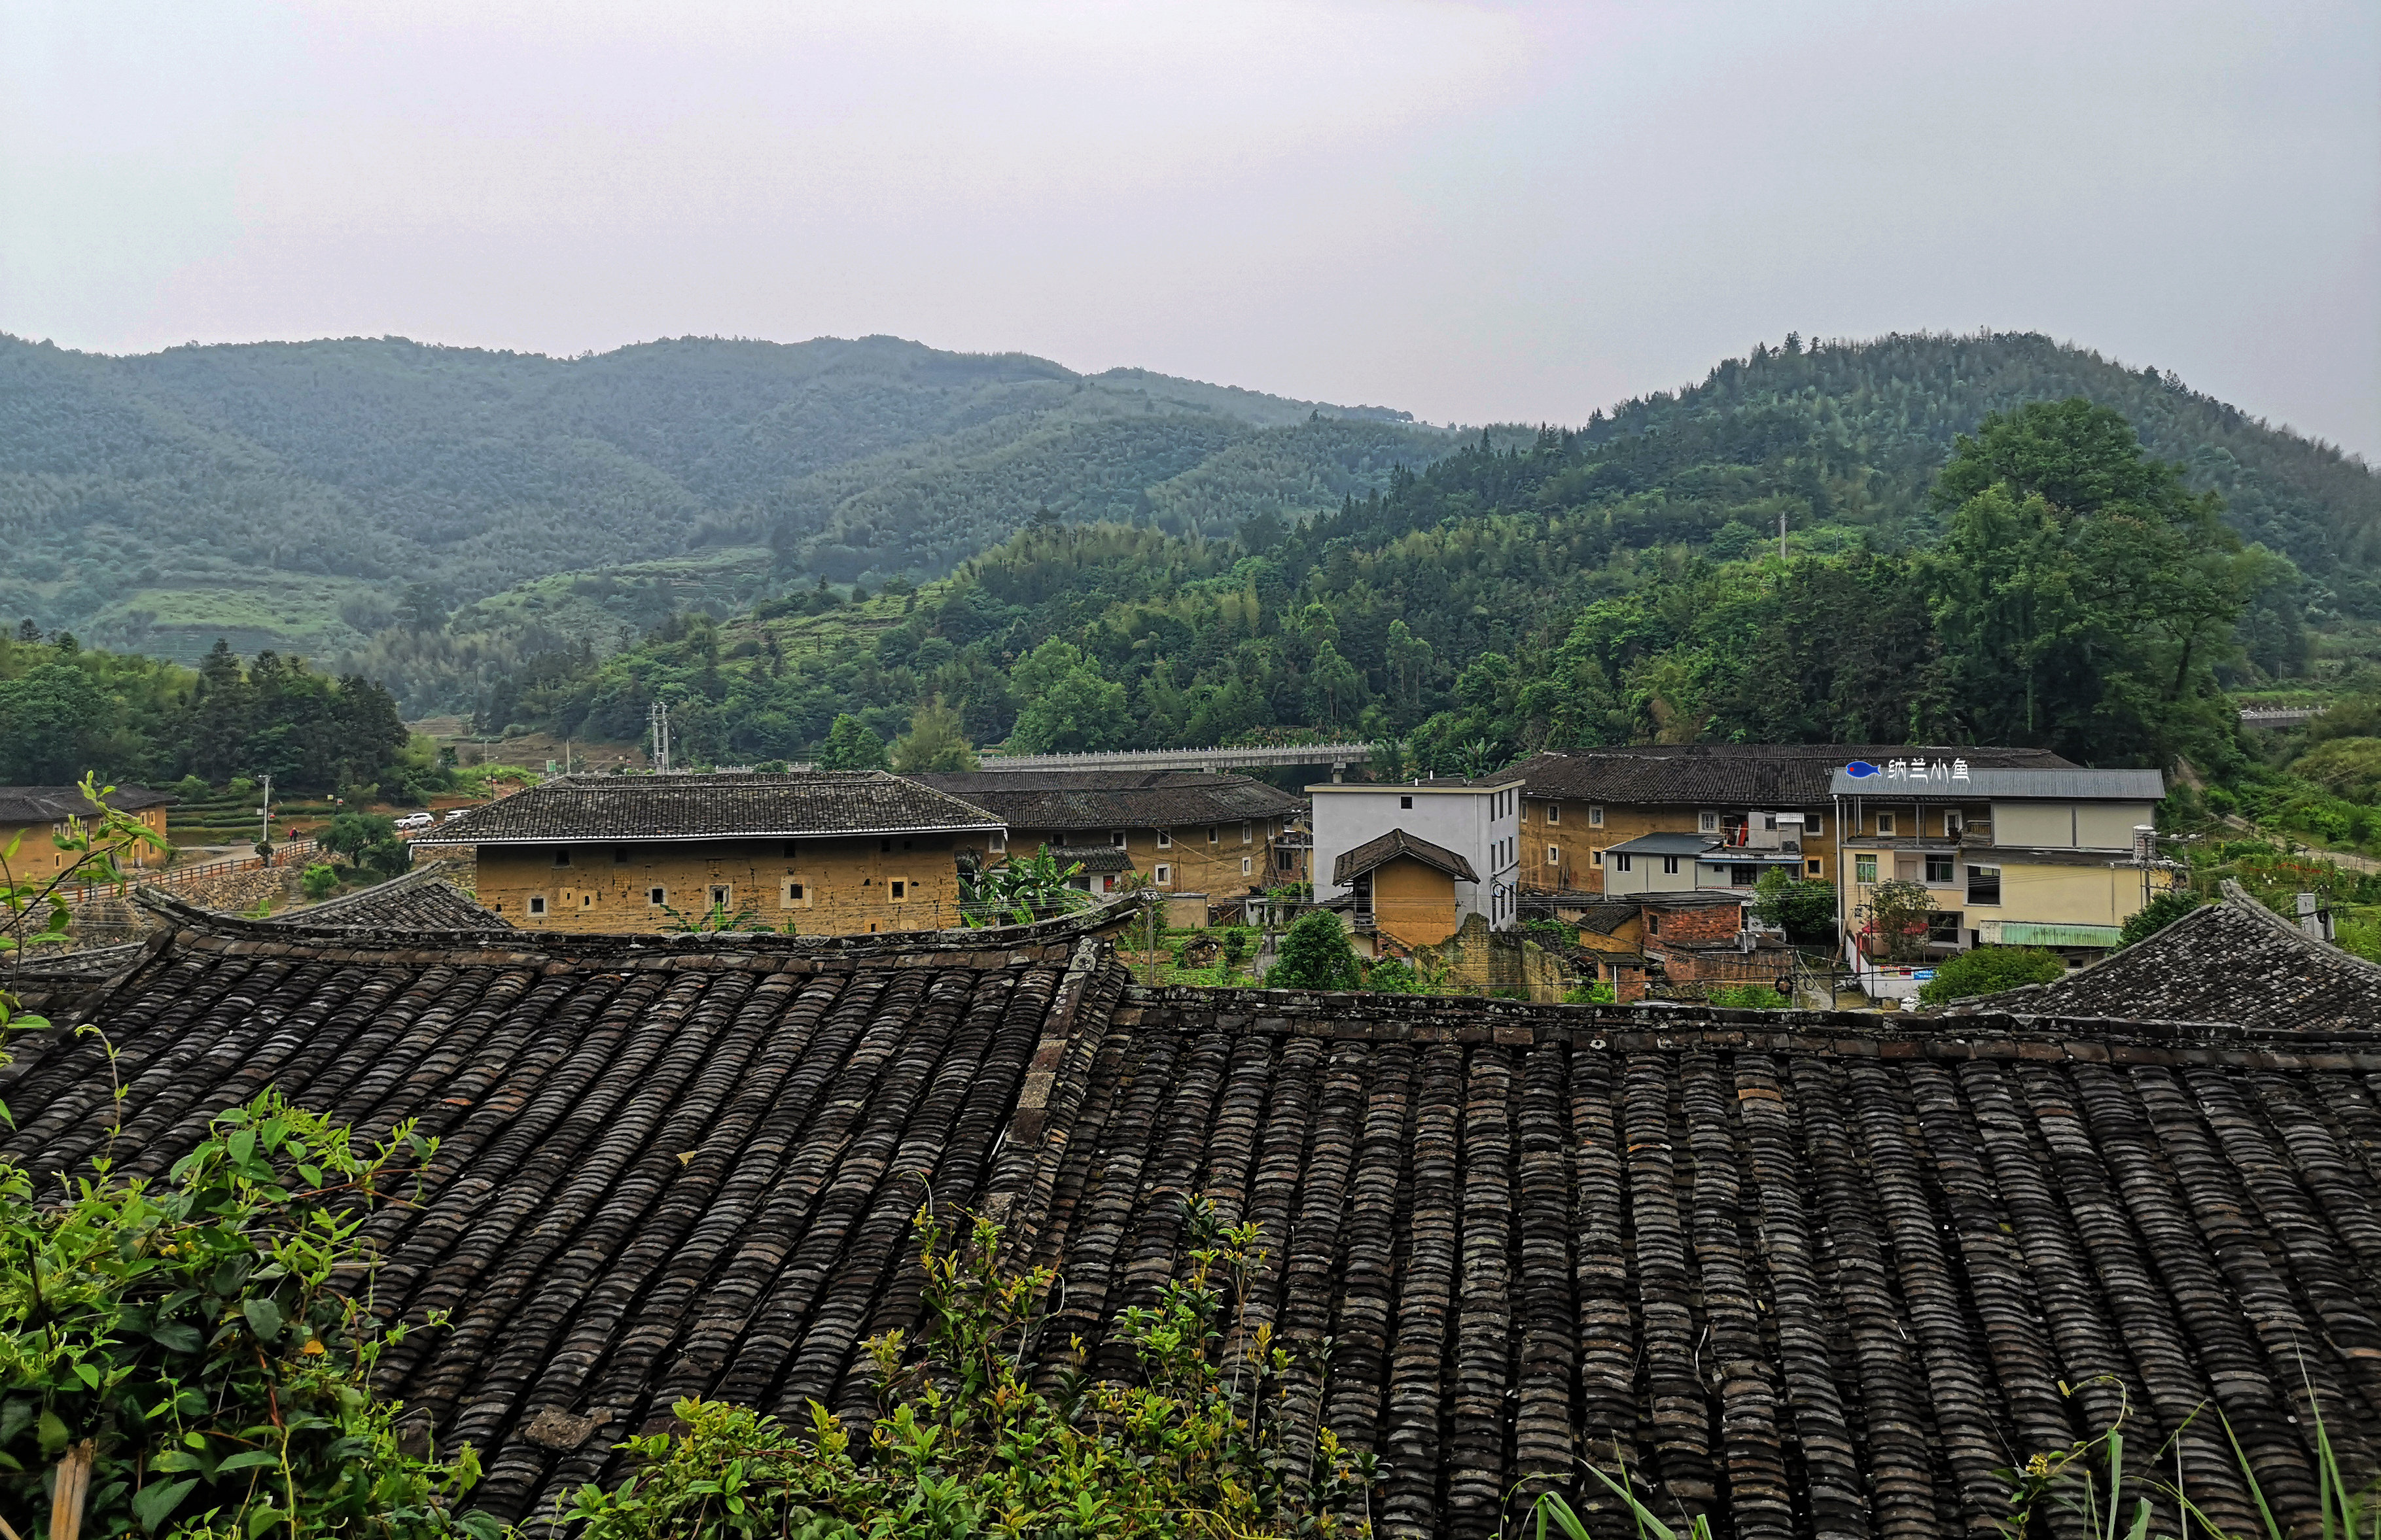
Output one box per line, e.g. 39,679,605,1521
1779,505,1788,564
648,701,673,773
258,775,272,862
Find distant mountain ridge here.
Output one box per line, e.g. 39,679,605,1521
0,332,1451,662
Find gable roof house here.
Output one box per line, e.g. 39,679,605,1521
1511,744,2073,894
9,892,2381,1537
0,782,177,873
416,771,1003,936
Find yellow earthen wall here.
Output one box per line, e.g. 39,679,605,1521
1522,797,1832,893
1369,856,1462,952
474,835,964,935
977,823,1276,898
3,805,173,875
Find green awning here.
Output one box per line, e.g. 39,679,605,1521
1999,922,2123,947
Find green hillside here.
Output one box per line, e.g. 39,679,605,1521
0,332,1453,673
482,332,2380,784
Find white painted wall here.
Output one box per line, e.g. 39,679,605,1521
1309,779,1523,930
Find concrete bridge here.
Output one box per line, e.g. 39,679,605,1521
977,742,1375,773
2239,707,2321,729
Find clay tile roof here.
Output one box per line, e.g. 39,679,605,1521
415,771,1001,845
1511,744,2075,806
909,771,1297,830
1573,901,1642,936
10,912,2381,1536
0,784,175,824
1333,827,1480,885
1047,845,1133,874
1961,879,2381,1029
271,868,510,931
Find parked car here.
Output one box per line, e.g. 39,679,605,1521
443,807,472,822
394,812,435,830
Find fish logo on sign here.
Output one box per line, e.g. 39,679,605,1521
1844,761,1881,779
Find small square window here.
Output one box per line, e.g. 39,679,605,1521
1240,856,1252,875
1548,845,1561,864
1698,812,1718,833
784,841,802,858
1967,865,2002,905
1208,826,1220,843
1155,864,1173,885
1855,855,1877,884
614,848,631,864
553,850,571,867
648,886,667,906
1806,814,1823,836
881,838,894,853
1400,796,1413,810
1661,855,1680,875
890,880,908,901
989,831,1007,853
1111,830,1127,849
1157,828,1173,849
1546,804,1560,826
1876,813,1896,836
709,884,732,910
783,880,811,908
528,895,548,916
1807,858,1823,875
1614,853,1632,872
1588,805,1603,828
1241,821,1252,844
1591,849,1603,867
1926,853,1954,883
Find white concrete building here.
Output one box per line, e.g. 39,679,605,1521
1307,775,1524,931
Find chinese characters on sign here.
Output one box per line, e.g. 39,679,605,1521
1881,758,1971,783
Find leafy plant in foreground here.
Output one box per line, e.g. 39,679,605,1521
0,1086,499,1538
565,1199,1375,1539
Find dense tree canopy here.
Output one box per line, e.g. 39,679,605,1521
484,389,2303,779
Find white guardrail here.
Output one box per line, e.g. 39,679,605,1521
758,743,1377,774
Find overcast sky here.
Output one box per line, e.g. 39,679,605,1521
6,1,2377,454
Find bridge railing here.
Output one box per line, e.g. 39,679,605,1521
976,743,1375,772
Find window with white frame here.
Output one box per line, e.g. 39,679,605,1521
1110,830,1126,849
1155,864,1173,885
989,830,1007,853
1546,803,1561,825
781,879,812,908
889,879,910,901
1614,853,1633,872
1241,821,1252,844
1548,845,1561,864
1157,828,1172,849
1877,812,1896,836
1698,811,1719,832
1241,856,1252,875
528,895,548,916
648,886,667,907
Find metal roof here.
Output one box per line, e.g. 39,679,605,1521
1828,766,2164,799
1605,831,1723,856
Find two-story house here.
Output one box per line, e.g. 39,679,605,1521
418,771,1005,935
1509,744,2077,894
1309,775,1524,939
911,770,1302,903
0,784,176,875
1829,758,2170,989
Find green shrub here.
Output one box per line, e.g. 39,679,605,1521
2117,888,2201,947
302,862,340,901
1265,911,1362,990
1564,980,1616,1004
0,1089,499,1538
564,1202,1373,1540
1709,983,1791,1009
1363,956,1422,993
1915,945,2065,1006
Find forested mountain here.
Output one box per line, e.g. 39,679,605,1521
0,332,1449,666
488,340,2375,787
